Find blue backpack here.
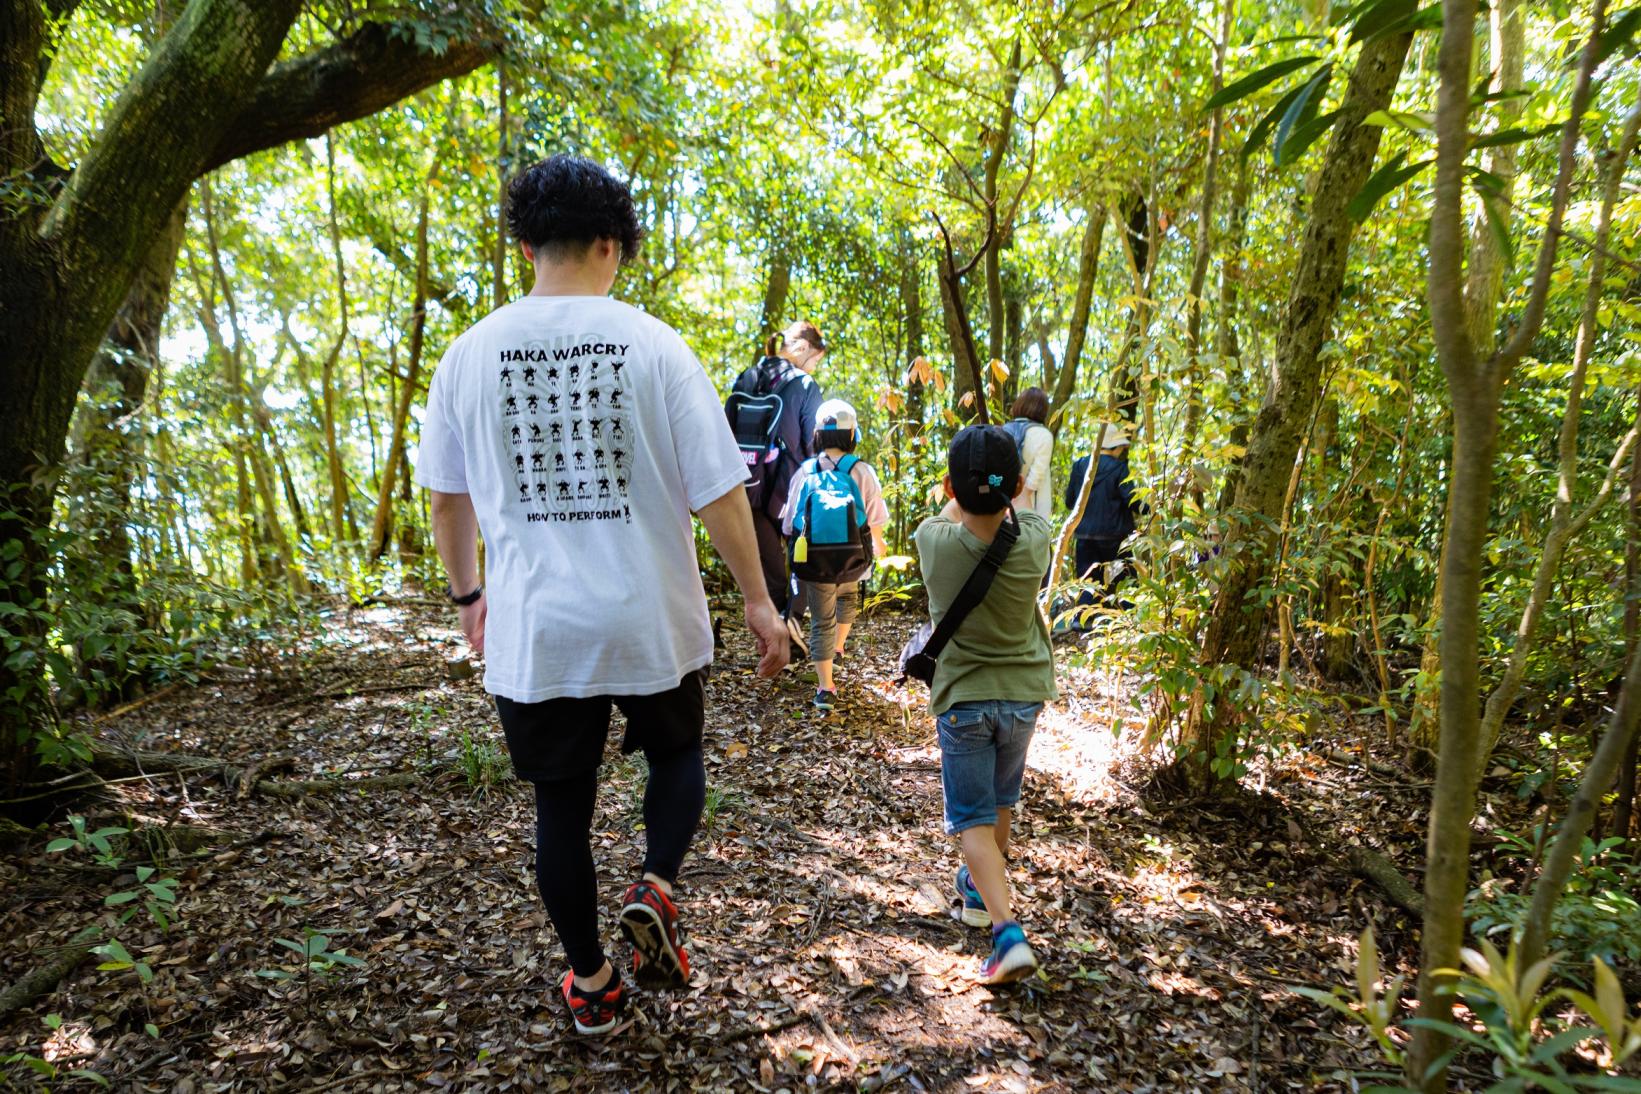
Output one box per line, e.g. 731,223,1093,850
789,455,873,584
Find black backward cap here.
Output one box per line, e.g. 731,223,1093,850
948,424,1021,514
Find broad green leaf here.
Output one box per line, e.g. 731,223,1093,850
1206,56,1321,110
1349,0,1417,43
1280,108,1340,164
1243,83,1307,159
1470,123,1560,150
1274,65,1334,166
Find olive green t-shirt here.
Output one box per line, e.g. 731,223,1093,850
914,510,1059,716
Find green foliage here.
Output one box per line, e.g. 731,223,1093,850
1296,930,1641,1091
454,727,512,795
45,814,129,866
1470,836,1641,976
257,927,366,984
46,814,183,988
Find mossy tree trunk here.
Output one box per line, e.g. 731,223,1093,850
1178,27,1412,791
0,0,496,796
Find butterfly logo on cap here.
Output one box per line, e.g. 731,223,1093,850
987,474,1004,488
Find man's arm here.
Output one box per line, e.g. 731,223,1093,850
695,486,789,677
430,490,486,655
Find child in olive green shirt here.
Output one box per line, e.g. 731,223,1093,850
913,425,1057,985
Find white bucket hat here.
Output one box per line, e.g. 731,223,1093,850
1095,421,1130,449
815,399,859,433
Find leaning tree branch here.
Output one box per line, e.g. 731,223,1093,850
1493,0,1607,376
202,22,498,173
42,0,301,288
932,211,993,421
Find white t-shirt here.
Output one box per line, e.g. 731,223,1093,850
413,295,747,703
1016,423,1054,520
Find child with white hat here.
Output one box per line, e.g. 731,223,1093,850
779,399,890,710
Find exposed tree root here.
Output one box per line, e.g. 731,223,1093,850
89,741,233,781
253,772,418,798
0,935,98,1024
1343,845,1424,916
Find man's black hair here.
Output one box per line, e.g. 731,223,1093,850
506,154,644,263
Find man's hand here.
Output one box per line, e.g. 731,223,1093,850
458,593,487,657
745,597,789,677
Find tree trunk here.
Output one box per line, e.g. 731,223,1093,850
1109,197,1155,424
1519,637,1641,971
899,246,926,441
983,41,1022,367
1407,2,1604,1086
0,0,305,795
1472,89,1641,774
1002,285,1022,406
1315,397,1356,680
1049,207,1104,418
494,62,508,311
1179,0,1234,464
321,133,351,546
1619,390,1641,844
1179,27,1413,790
1214,161,1252,512
201,183,304,595
938,248,984,423
1409,0,1526,752
369,180,432,560
67,199,188,573
759,251,791,351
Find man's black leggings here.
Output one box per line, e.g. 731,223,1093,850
495,671,708,978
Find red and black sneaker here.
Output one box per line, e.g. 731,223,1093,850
619,880,692,989
560,969,627,1036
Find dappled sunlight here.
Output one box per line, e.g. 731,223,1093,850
1,605,1420,1089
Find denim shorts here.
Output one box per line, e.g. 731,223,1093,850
937,700,1043,835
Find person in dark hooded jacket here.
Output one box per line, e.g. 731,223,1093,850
726,321,826,642
1062,422,1146,603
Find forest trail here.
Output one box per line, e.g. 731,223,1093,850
1,606,1415,1091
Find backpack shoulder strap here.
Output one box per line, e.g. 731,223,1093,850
921,512,1020,663
836,454,860,474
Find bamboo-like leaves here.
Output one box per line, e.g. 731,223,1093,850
1349,151,1433,221
1274,64,1335,166
1206,55,1321,111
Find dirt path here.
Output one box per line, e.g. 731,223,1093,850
0,605,1409,1091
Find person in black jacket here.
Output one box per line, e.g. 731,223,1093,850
1062,422,1146,605
727,321,827,645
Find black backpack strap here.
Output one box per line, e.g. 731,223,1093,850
921,511,1020,664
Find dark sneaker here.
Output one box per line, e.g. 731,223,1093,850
560,969,626,1035
620,881,691,989
813,688,836,712
955,865,990,928
980,921,1038,985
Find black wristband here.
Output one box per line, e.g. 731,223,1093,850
448,584,483,606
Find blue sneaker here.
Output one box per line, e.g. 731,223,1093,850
980,921,1038,985
955,865,990,928
813,688,836,712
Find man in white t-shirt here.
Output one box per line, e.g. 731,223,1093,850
414,154,787,1036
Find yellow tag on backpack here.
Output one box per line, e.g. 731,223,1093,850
792,534,809,564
